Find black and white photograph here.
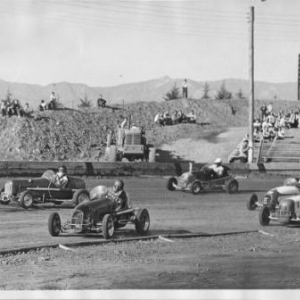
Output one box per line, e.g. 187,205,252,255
0,0,300,299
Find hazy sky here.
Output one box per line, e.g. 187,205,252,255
0,0,299,87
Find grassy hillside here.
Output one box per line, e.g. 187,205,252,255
0,98,299,162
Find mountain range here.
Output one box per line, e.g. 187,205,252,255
0,76,298,109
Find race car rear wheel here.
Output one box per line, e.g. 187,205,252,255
191,181,201,194
19,190,34,209
166,177,177,191
72,189,90,205
225,179,239,194
135,208,150,235
48,212,61,236
102,214,114,239
259,206,270,226
247,193,258,211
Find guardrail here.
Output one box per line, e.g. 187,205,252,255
0,160,251,178
1,160,300,178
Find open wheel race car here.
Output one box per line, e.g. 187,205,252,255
0,170,89,209
247,178,300,211
259,194,300,226
48,186,150,240
166,163,239,195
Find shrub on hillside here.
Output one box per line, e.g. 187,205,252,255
215,82,232,100
78,94,93,108
163,84,180,101
201,82,211,99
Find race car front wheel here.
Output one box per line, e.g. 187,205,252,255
247,193,258,211
48,212,61,236
102,214,114,239
259,206,270,226
191,181,201,195
166,177,177,191
135,208,150,235
225,179,239,194
19,190,34,209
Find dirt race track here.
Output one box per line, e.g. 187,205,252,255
2,175,300,294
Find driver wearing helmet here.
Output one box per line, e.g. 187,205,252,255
107,179,130,212
207,158,225,178
53,165,68,188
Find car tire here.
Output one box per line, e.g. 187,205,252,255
108,146,117,162
19,190,34,209
247,193,258,211
72,189,90,206
191,181,201,195
102,214,114,239
135,208,150,235
225,179,239,194
48,212,61,236
259,206,270,226
166,177,177,191
148,147,156,163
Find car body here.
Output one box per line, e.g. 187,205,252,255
0,170,89,209
166,164,239,194
259,194,300,226
48,187,150,239
247,178,300,211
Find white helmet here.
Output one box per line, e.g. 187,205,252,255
89,185,108,201
214,158,222,164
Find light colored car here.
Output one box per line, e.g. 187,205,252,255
259,194,300,226
247,186,300,211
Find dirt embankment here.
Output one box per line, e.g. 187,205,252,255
0,98,297,162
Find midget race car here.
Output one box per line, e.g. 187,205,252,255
48,186,150,239
259,194,300,226
0,170,89,209
166,164,239,194
246,178,300,211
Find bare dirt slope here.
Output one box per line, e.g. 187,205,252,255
0,98,298,163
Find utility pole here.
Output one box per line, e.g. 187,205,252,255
298,54,300,100
248,6,255,163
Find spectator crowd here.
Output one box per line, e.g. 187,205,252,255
0,91,59,118
154,109,197,126
253,103,300,142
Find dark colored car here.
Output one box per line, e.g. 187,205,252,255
166,164,239,195
48,189,150,240
0,170,89,209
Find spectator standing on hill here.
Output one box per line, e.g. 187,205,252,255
182,79,189,99
260,103,267,120
48,91,57,109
